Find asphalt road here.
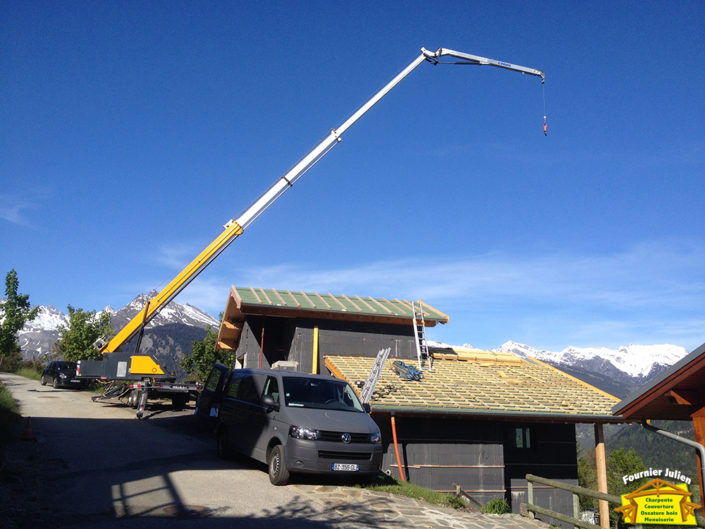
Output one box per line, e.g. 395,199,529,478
1,372,555,529
0,372,338,529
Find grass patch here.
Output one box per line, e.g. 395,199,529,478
15,367,41,381
357,474,466,509
0,381,21,456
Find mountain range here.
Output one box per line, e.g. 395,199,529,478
8,295,691,398
493,341,688,399
11,292,219,377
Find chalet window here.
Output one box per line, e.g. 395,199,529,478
512,426,533,449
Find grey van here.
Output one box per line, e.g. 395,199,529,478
199,365,383,485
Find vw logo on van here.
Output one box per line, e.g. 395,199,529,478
341,433,352,444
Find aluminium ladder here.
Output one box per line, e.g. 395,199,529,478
360,347,391,403
412,301,432,370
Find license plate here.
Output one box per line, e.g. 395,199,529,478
331,463,359,472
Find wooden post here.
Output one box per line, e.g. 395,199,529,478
312,325,319,374
691,408,705,508
595,423,609,529
572,493,580,529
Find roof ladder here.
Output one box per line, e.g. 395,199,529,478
413,301,432,370
360,347,391,403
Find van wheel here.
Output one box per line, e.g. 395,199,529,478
53,377,60,389
217,429,230,459
268,444,290,486
40,375,46,386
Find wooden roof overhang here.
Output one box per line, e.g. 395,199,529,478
216,286,449,351
612,342,705,421
367,406,624,424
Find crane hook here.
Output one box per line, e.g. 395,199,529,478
543,115,548,136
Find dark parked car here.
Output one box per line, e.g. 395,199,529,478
41,361,85,389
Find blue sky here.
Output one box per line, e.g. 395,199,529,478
2,1,703,352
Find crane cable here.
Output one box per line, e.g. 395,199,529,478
542,78,548,136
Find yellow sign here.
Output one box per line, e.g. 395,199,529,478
615,478,701,525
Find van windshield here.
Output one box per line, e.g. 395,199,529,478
282,377,364,412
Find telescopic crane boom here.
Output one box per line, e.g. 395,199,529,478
91,46,545,378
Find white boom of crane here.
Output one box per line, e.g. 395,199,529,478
94,46,545,377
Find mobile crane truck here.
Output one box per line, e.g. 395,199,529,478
77,47,546,418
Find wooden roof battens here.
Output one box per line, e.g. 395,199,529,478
300,291,316,308
272,289,288,306
248,286,262,303
329,294,348,311
285,289,301,307
421,299,450,323
355,295,377,313
341,294,362,312
314,292,332,309
369,297,393,314
380,298,401,315
259,288,273,305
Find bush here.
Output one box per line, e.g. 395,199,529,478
482,497,511,514
0,381,21,456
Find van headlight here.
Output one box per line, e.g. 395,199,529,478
370,431,381,444
289,426,319,440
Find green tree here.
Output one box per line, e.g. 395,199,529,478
181,315,233,382
578,446,647,528
55,306,114,362
0,269,39,370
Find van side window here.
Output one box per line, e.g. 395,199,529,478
204,368,222,392
236,375,259,404
263,376,279,404
226,372,244,398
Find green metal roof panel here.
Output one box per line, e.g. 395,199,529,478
234,286,449,323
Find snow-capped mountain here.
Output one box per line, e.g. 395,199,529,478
108,291,218,331
8,292,219,367
496,341,688,379
495,341,689,398
427,339,689,398
16,305,69,358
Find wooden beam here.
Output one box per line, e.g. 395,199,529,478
692,408,705,508
667,389,700,406
594,423,609,529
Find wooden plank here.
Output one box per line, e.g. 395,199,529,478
369,296,393,314
380,298,401,315
354,295,377,313
300,291,316,308
328,293,347,311
272,288,288,306
528,503,601,529
258,288,273,305
285,289,301,307
314,292,332,309
341,294,362,312
248,286,262,303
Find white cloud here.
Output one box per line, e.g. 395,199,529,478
125,238,704,350
0,195,35,225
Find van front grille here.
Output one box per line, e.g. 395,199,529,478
318,450,371,461
317,430,370,443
